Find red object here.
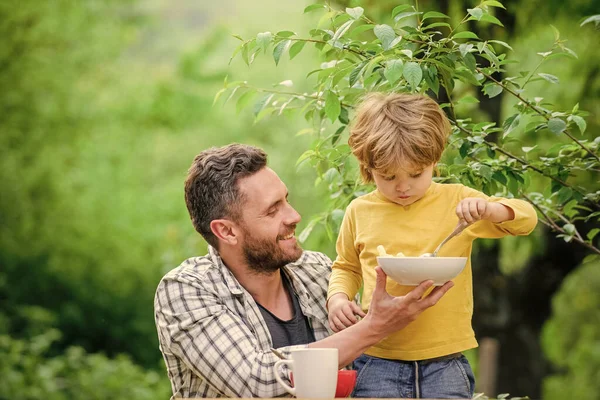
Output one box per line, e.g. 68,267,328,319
290,370,357,398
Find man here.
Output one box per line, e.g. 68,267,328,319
154,144,453,398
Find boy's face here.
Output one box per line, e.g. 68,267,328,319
372,163,435,206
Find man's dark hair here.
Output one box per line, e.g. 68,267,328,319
184,143,267,248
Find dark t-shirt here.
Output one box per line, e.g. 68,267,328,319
257,272,316,348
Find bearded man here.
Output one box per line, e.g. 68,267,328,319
154,144,453,398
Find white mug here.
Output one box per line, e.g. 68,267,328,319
274,348,338,398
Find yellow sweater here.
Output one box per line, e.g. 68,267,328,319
328,182,537,360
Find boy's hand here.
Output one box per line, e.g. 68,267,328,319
327,293,366,333
456,197,514,224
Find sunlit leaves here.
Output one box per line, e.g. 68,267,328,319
548,118,567,134
374,24,396,50
224,0,599,254
453,31,479,40
422,11,450,20
570,115,587,134
538,73,559,84
304,4,326,13
384,60,404,84
483,83,503,98
467,8,484,20
256,32,272,53
403,62,422,90
346,7,364,20
502,113,521,138
273,40,290,65
289,41,306,60
324,90,341,122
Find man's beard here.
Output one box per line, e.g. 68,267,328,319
242,226,303,275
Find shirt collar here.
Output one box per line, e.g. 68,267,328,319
208,245,245,297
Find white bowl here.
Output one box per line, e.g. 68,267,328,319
376,256,467,286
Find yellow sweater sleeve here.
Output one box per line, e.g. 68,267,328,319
327,204,363,302
459,186,538,238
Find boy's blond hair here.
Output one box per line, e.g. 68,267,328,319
349,93,450,183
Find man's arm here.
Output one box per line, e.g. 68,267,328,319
155,277,300,398
311,267,454,367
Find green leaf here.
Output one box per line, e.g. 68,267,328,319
384,59,404,84
480,13,504,26
394,11,422,22
213,88,227,106
253,94,274,117
273,40,289,65
453,31,479,40
548,118,567,134
256,32,272,52
571,115,587,134
467,8,483,20
481,1,506,8
298,216,321,243
304,4,326,13
232,34,244,41
346,7,364,20
522,146,537,153
459,43,474,57
489,40,513,51
236,90,257,114
325,90,341,122
463,53,477,71
423,65,439,95
289,41,306,60
581,15,600,27
502,113,521,138
332,125,346,145
423,22,452,30
563,223,576,236
331,20,355,43
492,171,507,185
392,4,413,18
557,187,573,204
403,62,422,90
483,83,503,98
456,95,479,105
338,107,349,124
587,228,600,241
374,24,396,50
349,61,368,87
422,11,450,20
538,73,559,84
276,31,296,38
350,24,375,37
479,165,493,180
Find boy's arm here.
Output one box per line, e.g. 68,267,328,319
459,186,538,238
327,205,363,304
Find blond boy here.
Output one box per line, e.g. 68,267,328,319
327,93,538,398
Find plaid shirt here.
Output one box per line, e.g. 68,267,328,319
154,246,333,398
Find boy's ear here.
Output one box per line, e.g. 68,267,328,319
210,219,240,246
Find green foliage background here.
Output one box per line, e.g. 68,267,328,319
0,0,598,398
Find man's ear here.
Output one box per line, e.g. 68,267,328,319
210,219,239,245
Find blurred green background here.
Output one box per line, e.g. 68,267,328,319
0,0,598,399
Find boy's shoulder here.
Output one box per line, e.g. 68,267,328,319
434,182,475,197
346,190,380,210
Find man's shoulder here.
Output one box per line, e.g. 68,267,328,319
288,250,332,275
158,255,218,287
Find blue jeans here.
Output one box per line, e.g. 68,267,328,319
351,354,475,399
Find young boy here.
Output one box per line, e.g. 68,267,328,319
327,93,538,399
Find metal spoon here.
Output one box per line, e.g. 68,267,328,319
271,347,288,360
421,221,470,257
